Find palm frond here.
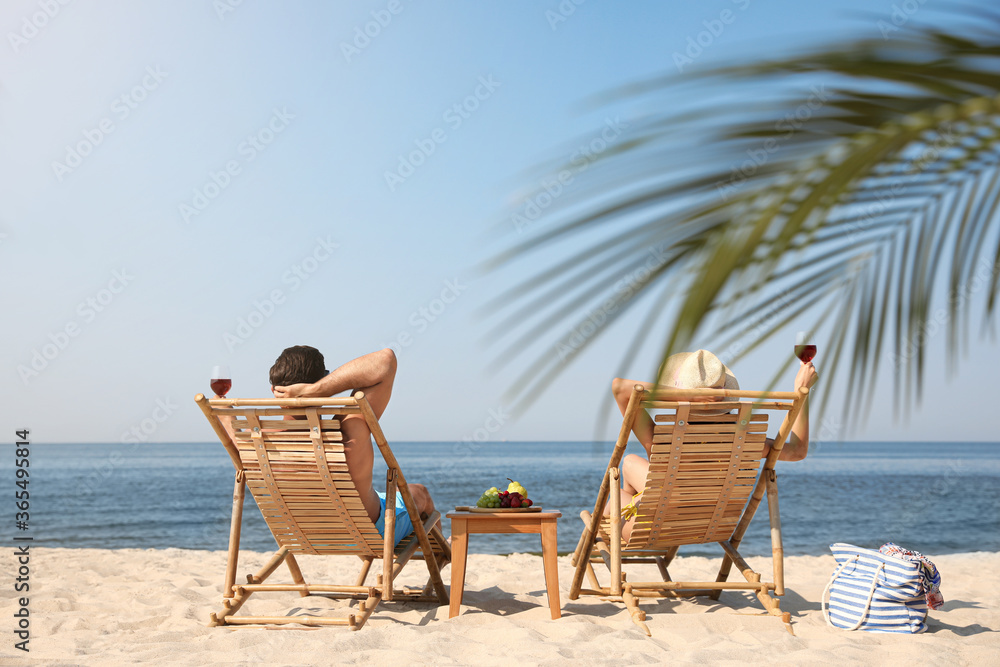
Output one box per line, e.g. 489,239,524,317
486,10,1000,431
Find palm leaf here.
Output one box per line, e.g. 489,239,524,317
486,10,1000,432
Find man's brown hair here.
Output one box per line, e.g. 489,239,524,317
269,345,328,387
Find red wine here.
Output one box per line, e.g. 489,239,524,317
210,379,232,396
794,344,817,363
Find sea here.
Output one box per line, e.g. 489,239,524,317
7,441,999,558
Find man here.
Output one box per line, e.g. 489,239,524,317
267,346,435,547
608,349,818,541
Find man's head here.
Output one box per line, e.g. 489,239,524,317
269,345,328,388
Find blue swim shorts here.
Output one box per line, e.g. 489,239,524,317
373,491,414,547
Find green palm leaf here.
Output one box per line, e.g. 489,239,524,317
486,12,1000,430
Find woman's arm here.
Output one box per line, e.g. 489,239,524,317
763,361,817,461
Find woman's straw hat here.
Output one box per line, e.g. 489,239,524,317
657,349,739,391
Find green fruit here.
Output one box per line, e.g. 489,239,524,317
486,487,499,496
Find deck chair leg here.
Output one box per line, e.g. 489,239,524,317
585,560,601,590
406,499,448,603
754,587,794,635
356,556,375,586
623,581,650,636
429,523,452,565
248,546,292,586
284,552,308,597
350,590,383,631
655,556,672,583
382,469,398,602
419,513,449,603
569,510,598,599
765,470,785,595
710,557,732,601
211,584,252,626
609,467,623,596
223,471,247,599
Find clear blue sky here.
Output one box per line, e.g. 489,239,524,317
1,0,994,444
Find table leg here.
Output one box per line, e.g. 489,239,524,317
540,519,561,619
449,518,469,618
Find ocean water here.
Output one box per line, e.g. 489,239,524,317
5,441,999,557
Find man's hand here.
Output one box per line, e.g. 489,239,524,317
272,383,314,399
795,361,818,390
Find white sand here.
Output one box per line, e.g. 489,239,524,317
1,548,998,665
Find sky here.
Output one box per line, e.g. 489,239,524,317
1,0,996,445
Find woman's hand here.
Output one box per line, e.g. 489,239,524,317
794,361,818,390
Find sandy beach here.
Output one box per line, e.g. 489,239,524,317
1,547,997,665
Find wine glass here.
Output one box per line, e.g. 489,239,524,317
794,332,817,363
210,365,232,397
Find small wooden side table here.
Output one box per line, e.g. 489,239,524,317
446,510,562,620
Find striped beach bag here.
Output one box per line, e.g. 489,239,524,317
822,543,930,633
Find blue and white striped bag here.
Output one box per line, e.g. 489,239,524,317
822,543,929,633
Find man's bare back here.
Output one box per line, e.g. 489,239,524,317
269,347,435,524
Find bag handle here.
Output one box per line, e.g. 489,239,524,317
822,555,885,631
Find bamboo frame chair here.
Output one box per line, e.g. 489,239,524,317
569,385,808,635
195,393,450,630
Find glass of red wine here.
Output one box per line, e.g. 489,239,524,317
794,332,817,363
210,365,232,397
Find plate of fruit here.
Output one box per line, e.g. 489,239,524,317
459,479,539,512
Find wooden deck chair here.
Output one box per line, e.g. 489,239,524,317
195,392,450,630
569,385,809,635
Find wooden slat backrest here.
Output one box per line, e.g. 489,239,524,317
624,397,785,551
206,399,383,557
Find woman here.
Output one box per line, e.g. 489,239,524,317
608,349,818,541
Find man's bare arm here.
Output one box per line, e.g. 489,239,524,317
273,348,397,418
